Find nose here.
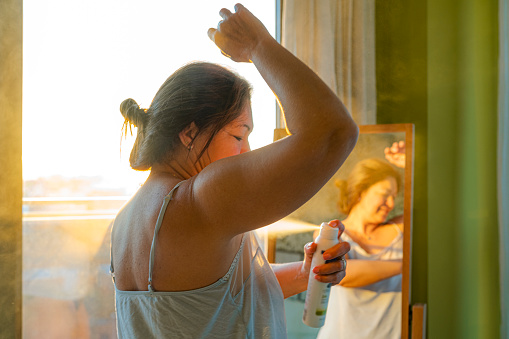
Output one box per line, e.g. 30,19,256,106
386,195,395,209
241,140,251,153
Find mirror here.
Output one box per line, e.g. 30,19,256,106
266,123,414,339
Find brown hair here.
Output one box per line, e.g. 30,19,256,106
336,158,402,215
120,62,252,170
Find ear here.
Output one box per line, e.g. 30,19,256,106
178,122,199,149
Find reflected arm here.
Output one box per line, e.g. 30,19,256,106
339,259,402,288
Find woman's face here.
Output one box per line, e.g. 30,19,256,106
198,104,253,165
356,177,398,224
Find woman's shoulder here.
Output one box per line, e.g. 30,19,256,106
384,215,404,232
114,176,192,226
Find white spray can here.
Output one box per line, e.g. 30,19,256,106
302,222,340,328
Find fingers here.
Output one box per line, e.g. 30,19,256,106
313,255,347,275
313,258,347,283
207,27,232,59
326,219,345,241
388,141,405,154
315,270,346,284
208,3,267,63
327,219,339,228
209,7,237,60
385,141,405,154
207,28,216,42
322,238,350,261
390,142,399,153
327,219,345,236
219,8,232,20
209,7,232,41
234,3,245,12
312,241,349,283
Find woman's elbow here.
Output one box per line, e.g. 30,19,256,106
331,117,359,156
345,120,359,148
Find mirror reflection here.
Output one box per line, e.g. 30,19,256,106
267,124,414,339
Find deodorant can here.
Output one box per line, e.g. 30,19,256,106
302,222,340,328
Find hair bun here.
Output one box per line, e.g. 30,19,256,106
120,98,147,128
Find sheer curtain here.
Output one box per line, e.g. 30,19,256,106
499,0,509,337
281,0,376,125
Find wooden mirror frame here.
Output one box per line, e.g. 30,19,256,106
267,123,414,338
359,123,414,339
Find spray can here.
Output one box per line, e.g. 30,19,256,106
302,222,340,328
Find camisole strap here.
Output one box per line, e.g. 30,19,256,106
148,181,185,293
109,221,115,282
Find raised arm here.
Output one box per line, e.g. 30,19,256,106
193,4,358,237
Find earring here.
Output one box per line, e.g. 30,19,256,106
187,144,194,151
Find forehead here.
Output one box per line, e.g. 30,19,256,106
370,177,398,191
230,104,253,130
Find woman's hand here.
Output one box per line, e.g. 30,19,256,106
207,4,272,63
301,220,350,285
384,141,406,169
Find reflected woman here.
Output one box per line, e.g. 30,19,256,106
317,144,405,339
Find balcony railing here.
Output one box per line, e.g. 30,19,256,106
22,196,127,339
23,196,130,220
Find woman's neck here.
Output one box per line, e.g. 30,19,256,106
150,162,194,181
342,209,378,238
150,146,205,180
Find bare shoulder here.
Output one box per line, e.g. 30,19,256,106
386,215,404,232
112,176,194,237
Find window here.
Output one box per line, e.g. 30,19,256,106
22,1,275,337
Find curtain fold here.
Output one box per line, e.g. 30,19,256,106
499,0,509,337
281,0,376,125
428,0,500,337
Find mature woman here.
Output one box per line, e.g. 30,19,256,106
317,154,405,339
109,4,358,338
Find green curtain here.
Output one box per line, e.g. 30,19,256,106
428,0,500,338
499,0,509,337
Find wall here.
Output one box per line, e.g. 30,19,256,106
375,0,429,324
0,0,23,338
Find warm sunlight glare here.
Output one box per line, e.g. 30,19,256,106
23,0,276,196
21,3,276,337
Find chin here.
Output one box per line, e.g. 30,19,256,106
375,214,389,225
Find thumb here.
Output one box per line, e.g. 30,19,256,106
207,28,217,42
303,242,317,269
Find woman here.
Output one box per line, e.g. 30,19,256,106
110,4,358,338
317,153,405,339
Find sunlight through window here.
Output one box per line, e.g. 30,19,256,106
22,1,275,337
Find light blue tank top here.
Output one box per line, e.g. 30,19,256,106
110,182,287,338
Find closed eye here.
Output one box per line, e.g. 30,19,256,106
233,136,243,141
